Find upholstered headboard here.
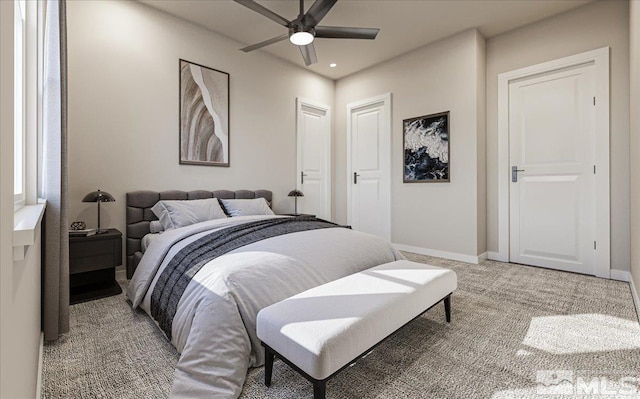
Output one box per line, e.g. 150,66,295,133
126,189,273,279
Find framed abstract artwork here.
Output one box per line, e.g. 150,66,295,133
403,111,450,183
179,59,230,166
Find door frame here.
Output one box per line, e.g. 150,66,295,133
495,47,610,278
346,93,392,241
296,97,332,219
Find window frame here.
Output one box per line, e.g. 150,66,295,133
14,0,41,212
13,0,26,208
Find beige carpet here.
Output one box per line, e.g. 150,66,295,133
43,253,640,398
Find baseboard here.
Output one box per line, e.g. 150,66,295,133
478,252,488,262
610,269,630,282
393,243,484,264
36,332,43,399
115,269,127,281
487,251,509,262
630,275,640,323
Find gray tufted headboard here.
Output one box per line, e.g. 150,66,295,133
126,189,273,279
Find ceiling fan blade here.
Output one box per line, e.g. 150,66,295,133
233,0,290,27
302,0,337,27
299,43,318,66
240,33,289,52
315,26,380,40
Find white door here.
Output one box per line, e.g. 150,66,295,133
296,98,331,219
509,65,596,275
347,93,391,240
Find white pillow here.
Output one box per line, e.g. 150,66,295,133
220,198,274,217
151,198,227,230
149,220,164,234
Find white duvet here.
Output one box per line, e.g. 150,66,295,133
127,215,402,398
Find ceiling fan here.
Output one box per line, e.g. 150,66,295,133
233,0,380,66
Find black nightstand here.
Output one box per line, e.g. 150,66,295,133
280,213,316,218
69,228,122,304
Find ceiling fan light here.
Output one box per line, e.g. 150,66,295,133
290,31,314,46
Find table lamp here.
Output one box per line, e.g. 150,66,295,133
287,189,304,215
82,189,115,234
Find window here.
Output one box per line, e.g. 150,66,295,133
14,0,26,207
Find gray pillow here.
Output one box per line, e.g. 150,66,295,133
151,198,227,230
220,198,274,217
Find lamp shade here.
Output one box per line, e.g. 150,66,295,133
288,189,304,197
82,189,115,203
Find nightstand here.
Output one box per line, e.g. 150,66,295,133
279,213,316,218
69,228,122,304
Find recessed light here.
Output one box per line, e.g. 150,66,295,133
329,63,337,68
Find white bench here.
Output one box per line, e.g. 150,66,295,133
256,260,457,399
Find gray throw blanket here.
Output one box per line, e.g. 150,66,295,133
150,217,344,339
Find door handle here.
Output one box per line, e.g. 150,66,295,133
512,166,525,182
354,172,361,184
301,171,307,184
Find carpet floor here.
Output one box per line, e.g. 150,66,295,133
43,253,640,398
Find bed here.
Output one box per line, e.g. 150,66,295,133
125,189,403,398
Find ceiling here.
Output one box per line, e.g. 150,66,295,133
139,0,593,80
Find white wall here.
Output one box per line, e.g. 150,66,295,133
335,29,486,259
629,0,640,310
0,230,42,399
486,0,631,271
0,1,42,398
66,0,334,265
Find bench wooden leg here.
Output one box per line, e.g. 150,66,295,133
444,294,451,323
264,346,275,387
313,381,326,399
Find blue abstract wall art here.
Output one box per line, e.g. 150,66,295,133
403,111,450,182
